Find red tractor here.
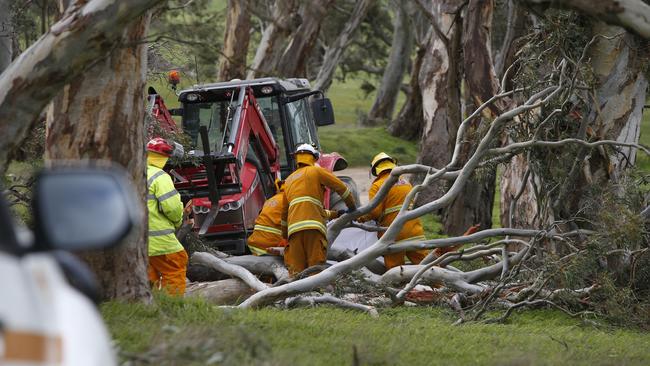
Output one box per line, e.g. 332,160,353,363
149,78,358,254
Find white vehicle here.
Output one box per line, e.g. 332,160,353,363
0,166,140,366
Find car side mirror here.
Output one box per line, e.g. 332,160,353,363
311,98,335,126
31,166,140,252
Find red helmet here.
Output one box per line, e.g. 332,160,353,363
147,137,174,157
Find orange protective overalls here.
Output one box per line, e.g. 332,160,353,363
281,165,357,275
247,192,288,256
359,171,429,269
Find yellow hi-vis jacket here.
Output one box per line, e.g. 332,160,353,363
147,165,184,256
281,165,356,238
360,171,425,242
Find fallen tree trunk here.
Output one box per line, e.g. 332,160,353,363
328,247,386,275
185,279,255,305
380,265,487,294
188,252,289,282
191,252,269,292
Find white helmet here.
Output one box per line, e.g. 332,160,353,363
294,143,320,159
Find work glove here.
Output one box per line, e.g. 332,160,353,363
337,209,349,217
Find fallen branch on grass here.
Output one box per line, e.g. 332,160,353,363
284,294,379,317
191,252,269,292
188,252,289,282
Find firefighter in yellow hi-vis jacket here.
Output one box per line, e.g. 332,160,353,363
146,137,188,296
358,152,429,269
281,144,357,275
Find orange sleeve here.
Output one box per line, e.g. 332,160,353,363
318,167,357,210
365,180,383,221
280,191,288,238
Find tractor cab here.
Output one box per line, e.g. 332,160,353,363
172,78,344,178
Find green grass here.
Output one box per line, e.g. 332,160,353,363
320,127,417,168
327,78,376,126
420,213,445,239
103,295,650,366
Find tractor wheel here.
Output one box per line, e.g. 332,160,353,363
329,176,361,211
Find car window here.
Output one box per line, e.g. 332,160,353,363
285,98,317,150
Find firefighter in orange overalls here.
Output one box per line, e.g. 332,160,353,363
247,179,288,256
281,144,357,275
358,152,429,269
248,178,343,256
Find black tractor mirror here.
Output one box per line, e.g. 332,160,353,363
311,98,335,126
31,165,140,252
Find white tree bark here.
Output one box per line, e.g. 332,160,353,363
415,0,464,204
247,0,298,79
0,0,164,173
186,279,255,304
587,24,647,170
45,13,153,302
285,294,379,317
313,0,372,91
192,252,269,292
365,0,414,125
218,0,251,80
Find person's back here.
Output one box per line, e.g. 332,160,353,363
146,138,188,295
281,144,356,275
284,165,342,236
369,172,425,242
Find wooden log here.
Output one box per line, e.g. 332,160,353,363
191,252,268,291
185,279,255,305
188,253,289,282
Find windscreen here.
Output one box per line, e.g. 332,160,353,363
183,101,232,151
182,96,288,166
285,98,318,150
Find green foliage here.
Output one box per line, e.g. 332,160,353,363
10,1,60,51
334,0,393,83
102,295,650,365
149,0,228,82
420,213,445,239
539,170,650,327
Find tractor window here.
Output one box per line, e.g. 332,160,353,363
257,96,288,167
285,98,318,151
182,102,231,151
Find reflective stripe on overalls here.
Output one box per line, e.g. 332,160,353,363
287,196,327,236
